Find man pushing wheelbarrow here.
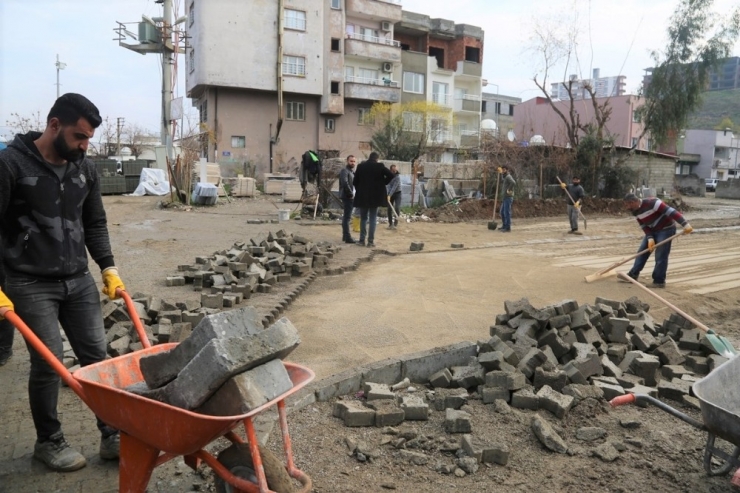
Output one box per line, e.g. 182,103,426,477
0,93,126,471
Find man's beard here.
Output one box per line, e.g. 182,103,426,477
53,131,84,162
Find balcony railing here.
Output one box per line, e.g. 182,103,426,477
345,75,399,87
346,32,400,47
432,93,452,106
282,63,306,76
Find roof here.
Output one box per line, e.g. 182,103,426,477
612,146,678,160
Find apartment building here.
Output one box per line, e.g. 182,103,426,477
513,94,647,149
643,57,740,92
481,92,521,138
185,1,484,170
683,129,740,179
550,69,626,101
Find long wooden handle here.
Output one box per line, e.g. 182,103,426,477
556,176,588,222
616,272,712,333
492,173,500,220
596,232,683,276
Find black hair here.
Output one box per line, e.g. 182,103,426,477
47,93,102,129
369,151,379,161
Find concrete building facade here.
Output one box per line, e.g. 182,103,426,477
481,92,521,139
683,129,740,180
186,1,484,174
550,69,626,101
513,95,647,149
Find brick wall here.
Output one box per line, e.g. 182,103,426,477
623,153,676,195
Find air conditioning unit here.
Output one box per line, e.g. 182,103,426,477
381,21,392,31
382,62,393,73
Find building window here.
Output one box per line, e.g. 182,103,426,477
189,1,194,26
481,101,487,113
285,9,306,31
360,27,379,42
403,72,424,94
402,111,423,132
465,46,480,63
325,118,335,133
432,82,449,105
358,108,374,125
508,105,514,116
188,48,195,73
286,101,305,121
331,0,341,9
331,38,340,52
632,110,641,123
331,81,340,94
199,100,207,124
359,68,379,83
231,136,245,148
282,55,306,76
631,137,638,148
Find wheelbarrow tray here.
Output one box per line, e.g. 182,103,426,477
72,342,313,456
693,353,740,447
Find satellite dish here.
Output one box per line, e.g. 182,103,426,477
507,130,515,142
530,135,546,146
481,119,497,131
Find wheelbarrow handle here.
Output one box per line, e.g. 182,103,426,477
117,289,151,349
609,394,636,407
610,393,706,431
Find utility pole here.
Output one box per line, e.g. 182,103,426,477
116,117,125,157
55,54,66,99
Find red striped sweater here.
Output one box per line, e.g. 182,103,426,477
632,198,687,238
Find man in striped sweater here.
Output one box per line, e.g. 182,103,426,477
623,193,694,288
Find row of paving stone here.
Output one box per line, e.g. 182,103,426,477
320,295,729,474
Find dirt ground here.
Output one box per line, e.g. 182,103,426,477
1,192,740,492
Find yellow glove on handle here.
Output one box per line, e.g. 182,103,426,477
0,289,14,320
575,200,581,209
387,195,391,203
102,267,125,300
647,238,656,253
683,224,694,235
560,182,567,189
497,167,503,174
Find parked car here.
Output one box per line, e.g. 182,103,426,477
706,178,718,191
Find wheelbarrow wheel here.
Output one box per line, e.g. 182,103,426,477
215,443,295,493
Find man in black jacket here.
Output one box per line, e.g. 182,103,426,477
339,155,357,243
352,152,394,247
0,93,127,472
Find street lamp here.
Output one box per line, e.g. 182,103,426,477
55,54,66,99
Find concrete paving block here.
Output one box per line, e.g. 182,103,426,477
360,358,403,385
601,355,623,378
409,242,424,251
626,384,659,402
399,395,429,421
461,434,507,465
364,382,395,401
109,335,131,357
549,314,571,330
429,368,452,388
490,325,515,341
538,329,571,359
533,367,567,392
140,317,300,410
604,317,631,344
684,354,710,375
315,369,363,401
485,370,526,390
562,361,588,385
511,389,539,410
707,354,729,372
481,386,510,404
631,328,658,352
616,373,644,389
517,348,548,379
592,381,625,401
431,388,469,411
618,350,647,372
343,402,376,427
678,329,702,351
368,400,405,427
445,409,472,433
576,427,607,441
630,356,661,386
504,298,534,316
195,359,293,416
451,365,486,389
570,343,603,379
536,385,574,419
658,379,691,401
562,384,604,403
653,338,685,366
140,306,264,389
531,414,567,453
169,322,193,343
401,341,477,384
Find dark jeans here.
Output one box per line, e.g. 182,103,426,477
4,271,115,441
567,204,579,231
0,320,12,352
341,198,354,240
500,197,513,230
358,207,378,244
387,192,401,226
628,226,676,284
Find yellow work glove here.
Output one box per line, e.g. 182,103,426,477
683,224,694,235
0,289,14,320
497,167,503,174
560,182,567,189
102,267,125,300
647,238,656,253
387,195,391,203
575,200,581,210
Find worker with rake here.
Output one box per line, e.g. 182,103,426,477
622,193,693,288
560,176,585,235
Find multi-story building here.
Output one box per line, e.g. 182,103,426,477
550,69,626,101
643,57,740,92
513,94,647,149
481,92,521,138
186,1,484,171
683,129,740,179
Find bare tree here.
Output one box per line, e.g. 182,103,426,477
122,123,158,159
4,111,45,139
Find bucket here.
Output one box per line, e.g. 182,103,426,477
278,209,290,221
351,216,360,232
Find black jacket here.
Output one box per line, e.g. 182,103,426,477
0,132,114,280
352,159,393,208
338,165,354,200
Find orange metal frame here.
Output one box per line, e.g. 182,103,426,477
5,290,314,493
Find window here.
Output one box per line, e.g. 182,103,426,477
231,136,245,148
325,118,335,132
199,100,207,124
360,27,379,42
631,137,638,148
402,112,423,132
429,47,444,68
632,110,641,123
403,72,424,93
282,55,306,76
286,101,305,121
285,9,306,31
189,1,194,26
465,46,480,63
358,108,374,125
432,82,448,105
330,81,340,94
331,0,341,9
188,48,195,73
345,66,354,80
359,68,379,83
331,38,340,52
481,101,487,113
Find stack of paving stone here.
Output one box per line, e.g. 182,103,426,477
127,306,301,413
165,230,344,295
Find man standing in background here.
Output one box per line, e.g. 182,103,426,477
499,165,516,232
339,155,357,243
561,176,585,235
386,164,401,229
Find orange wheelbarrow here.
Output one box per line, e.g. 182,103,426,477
4,290,314,493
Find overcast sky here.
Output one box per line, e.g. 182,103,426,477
1,0,738,140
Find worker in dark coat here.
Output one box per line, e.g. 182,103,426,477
352,152,393,247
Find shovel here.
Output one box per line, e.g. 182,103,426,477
556,176,587,230
584,232,683,283
616,272,737,358
488,172,500,231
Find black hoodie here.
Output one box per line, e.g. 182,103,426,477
0,132,114,280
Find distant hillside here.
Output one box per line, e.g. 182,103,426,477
686,88,740,130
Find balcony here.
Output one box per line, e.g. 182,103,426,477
454,94,481,113
344,76,400,103
346,0,402,22
455,61,482,78
431,93,452,108
345,34,401,62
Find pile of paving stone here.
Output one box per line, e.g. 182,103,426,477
126,306,301,413
329,296,729,474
